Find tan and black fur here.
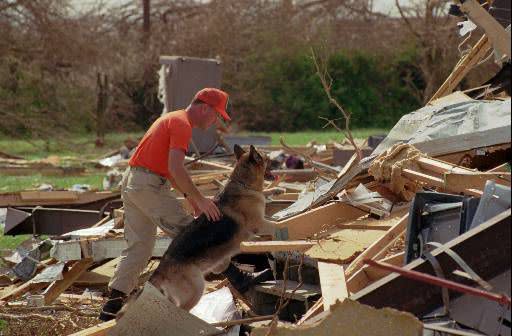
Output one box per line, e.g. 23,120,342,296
146,144,274,311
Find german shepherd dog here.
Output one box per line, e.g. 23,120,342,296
144,144,275,311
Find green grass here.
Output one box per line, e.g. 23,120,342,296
0,132,144,160
0,129,388,158
0,319,6,331
0,129,389,193
0,173,105,193
246,129,388,146
0,227,32,251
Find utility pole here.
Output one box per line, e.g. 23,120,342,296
142,0,151,45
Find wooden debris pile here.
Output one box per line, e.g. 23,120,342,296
0,1,511,333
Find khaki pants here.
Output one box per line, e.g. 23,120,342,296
109,167,193,294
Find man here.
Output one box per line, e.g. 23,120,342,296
99,88,271,321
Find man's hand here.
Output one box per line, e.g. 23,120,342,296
196,196,222,222
186,197,201,217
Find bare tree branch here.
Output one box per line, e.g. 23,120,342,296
311,47,362,160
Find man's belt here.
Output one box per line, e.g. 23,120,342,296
130,166,167,184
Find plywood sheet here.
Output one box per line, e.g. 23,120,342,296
305,230,384,263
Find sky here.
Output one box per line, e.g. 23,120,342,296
72,0,413,16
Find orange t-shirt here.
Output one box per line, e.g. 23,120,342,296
129,110,191,179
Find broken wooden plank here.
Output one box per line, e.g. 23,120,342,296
58,293,104,303
110,282,220,336
276,202,366,240
271,193,300,201
444,171,511,191
255,280,321,302
51,236,172,262
402,168,482,196
272,169,318,182
20,191,79,201
68,320,116,336
0,281,48,303
318,262,348,311
417,157,473,175
429,34,491,102
0,190,120,207
334,224,392,231
459,0,511,58
240,241,316,253
43,258,94,305
344,214,408,279
76,257,121,285
185,157,233,171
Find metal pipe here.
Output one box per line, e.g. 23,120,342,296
364,259,511,306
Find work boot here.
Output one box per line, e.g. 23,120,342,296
99,289,127,321
222,263,274,294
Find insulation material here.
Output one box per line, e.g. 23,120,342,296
62,219,115,238
190,286,240,336
369,143,425,201
252,299,423,336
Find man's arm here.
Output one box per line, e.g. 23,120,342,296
168,149,221,221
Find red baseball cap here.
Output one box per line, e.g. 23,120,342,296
194,88,231,121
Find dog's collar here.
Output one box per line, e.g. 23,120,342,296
230,180,260,192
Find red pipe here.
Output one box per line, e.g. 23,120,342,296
364,259,511,307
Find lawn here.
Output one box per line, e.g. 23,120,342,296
0,129,388,159
0,173,105,193
0,132,144,160
0,227,32,250
249,129,388,146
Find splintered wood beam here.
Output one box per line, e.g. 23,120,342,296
402,169,444,186
43,258,94,305
318,262,348,311
344,215,408,279
444,172,511,191
417,157,473,175
429,34,491,102
240,241,316,253
459,0,511,58
276,202,366,240
402,168,482,197
68,320,116,336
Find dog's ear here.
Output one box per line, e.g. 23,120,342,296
249,145,263,164
234,144,245,160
